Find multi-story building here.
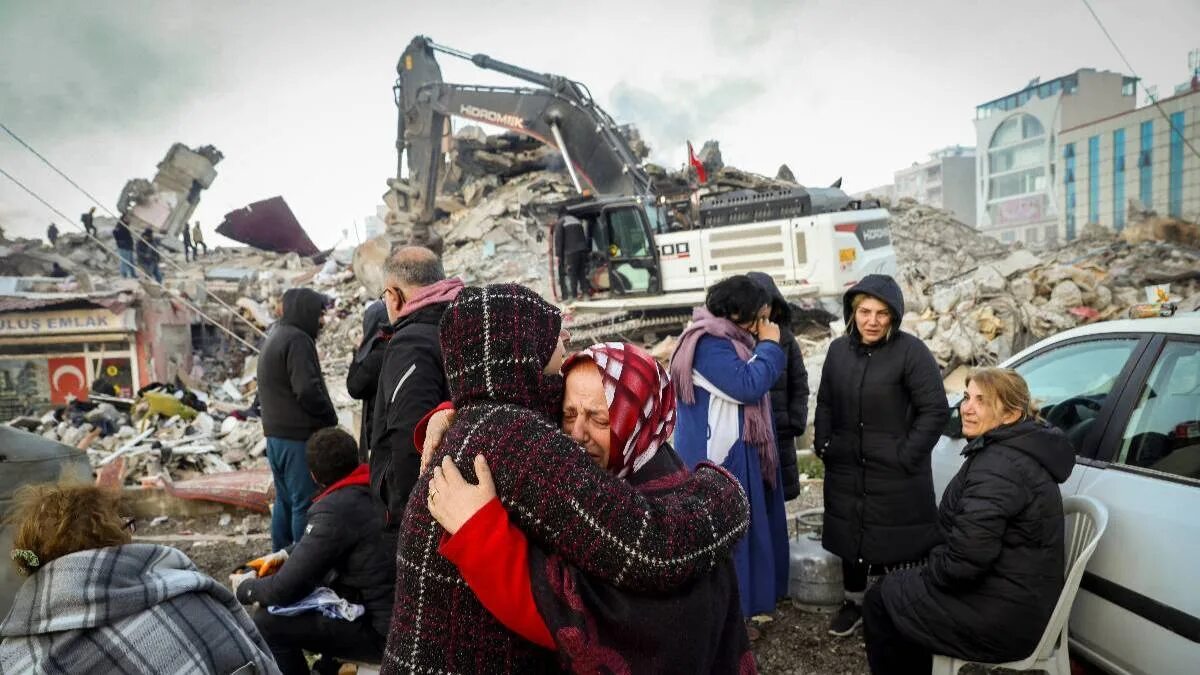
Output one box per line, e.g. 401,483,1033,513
1057,84,1200,239
894,145,977,225
974,69,1139,247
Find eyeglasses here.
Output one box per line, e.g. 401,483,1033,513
379,287,403,304
122,517,136,534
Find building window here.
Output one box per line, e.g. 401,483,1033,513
1065,142,1077,240
1113,128,1126,231
988,113,1048,206
1122,78,1137,97
1169,112,1185,217
1088,136,1101,226
1140,120,1153,208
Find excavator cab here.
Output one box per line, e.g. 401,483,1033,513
558,198,662,299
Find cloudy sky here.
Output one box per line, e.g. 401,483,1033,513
1,0,1197,248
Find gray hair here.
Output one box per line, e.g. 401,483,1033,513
384,246,444,286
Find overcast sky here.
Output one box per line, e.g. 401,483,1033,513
1,0,1197,249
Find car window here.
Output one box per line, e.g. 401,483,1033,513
1116,340,1200,481
1014,338,1139,453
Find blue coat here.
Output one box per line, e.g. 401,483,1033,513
674,334,789,617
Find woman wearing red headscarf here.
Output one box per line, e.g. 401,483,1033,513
422,342,755,674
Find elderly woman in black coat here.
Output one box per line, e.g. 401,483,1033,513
863,368,1075,673
814,274,949,636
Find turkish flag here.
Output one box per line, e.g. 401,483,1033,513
48,357,88,404
687,141,707,184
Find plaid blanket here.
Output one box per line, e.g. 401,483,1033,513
0,543,279,675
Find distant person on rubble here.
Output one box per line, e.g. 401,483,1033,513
556,213,591,300
135,228,162,283
80,207,97,236
0,483,278,674
46,222,58,246
231,428,393,675
182,222,195,262
370,246,463,547
112,216,136,279
258,287,339,550
346,300,393,463
192,221,208,256
551,208,569,299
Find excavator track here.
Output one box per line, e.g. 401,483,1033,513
562,308,693,346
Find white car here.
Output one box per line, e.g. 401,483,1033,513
930,313,1200,675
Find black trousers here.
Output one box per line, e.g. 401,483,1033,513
863,584,931,675
565,251,591,298
253,607,385,675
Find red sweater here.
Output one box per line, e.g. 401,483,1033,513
416,402,555,650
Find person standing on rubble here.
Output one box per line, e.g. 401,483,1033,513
258,287,339,550
370,247,463,545
81,207,97,237
46,223,59,246
113,216,136,279
182,222,195,262
814,274,949,638
192,221,207,256
346,301,393,463
557,213,591,300
135,228,162,283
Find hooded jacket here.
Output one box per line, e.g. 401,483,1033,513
880,419,1075,663
748,272,810,499
814,274,949,565
0,544,279,675
382,284,750,675
257,287,338,440
553,215,589,258
346,301,392,461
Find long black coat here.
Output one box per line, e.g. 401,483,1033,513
814,275,948,565
879,419,1074,662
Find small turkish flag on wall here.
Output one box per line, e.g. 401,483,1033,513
48,357,88,404
687,141,707,184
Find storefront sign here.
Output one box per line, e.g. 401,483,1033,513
0,308,135,337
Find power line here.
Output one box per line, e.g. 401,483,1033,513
0,120,266,338
1079,0,1200,163
0,164,262,354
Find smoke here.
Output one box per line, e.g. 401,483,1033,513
608,77,767,165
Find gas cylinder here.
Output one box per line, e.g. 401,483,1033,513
788,508,844,611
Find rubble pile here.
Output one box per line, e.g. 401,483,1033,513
889,198,1200,371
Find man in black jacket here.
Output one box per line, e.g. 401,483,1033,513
258,287,339,549
748,272,810,501
371,246,463,538
234,428,394,675
346,301,392,463
555,214,591,299
113,216,136,279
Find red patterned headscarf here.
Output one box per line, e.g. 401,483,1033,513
562,342,677,478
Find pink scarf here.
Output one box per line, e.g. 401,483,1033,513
669,306,778,487
398,278,465,319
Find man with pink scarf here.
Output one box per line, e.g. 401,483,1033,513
370,246,465,541
670,274,790,623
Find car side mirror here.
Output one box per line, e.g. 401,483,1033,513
945,397,964,439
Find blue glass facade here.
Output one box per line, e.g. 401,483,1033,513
1169,112,1184,217
1139,121,1153,208
1113,129,1126,231
1064,143,1077,240
1088,136,1100,224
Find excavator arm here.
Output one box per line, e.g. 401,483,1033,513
394,36,652,249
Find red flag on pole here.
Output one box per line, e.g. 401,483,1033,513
687,141,707,184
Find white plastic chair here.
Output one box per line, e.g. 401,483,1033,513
931,495,1109,675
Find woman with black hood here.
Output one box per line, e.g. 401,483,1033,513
814,273,948,637
863,368,1075,673
747,272,810,501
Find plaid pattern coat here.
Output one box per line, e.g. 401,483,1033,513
382,285,750,674
0,543,279,675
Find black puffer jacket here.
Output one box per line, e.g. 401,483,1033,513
256,288,338,440
814,274,948,565
346,301,392,462
879,419,1074,662
748,272,809,500
237,476,395,637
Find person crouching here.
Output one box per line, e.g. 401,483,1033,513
233,428,394,674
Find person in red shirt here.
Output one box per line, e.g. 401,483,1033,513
421,342,757,674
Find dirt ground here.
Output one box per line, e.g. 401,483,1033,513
136,480,874,674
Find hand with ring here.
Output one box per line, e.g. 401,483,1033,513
426,455,496,535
